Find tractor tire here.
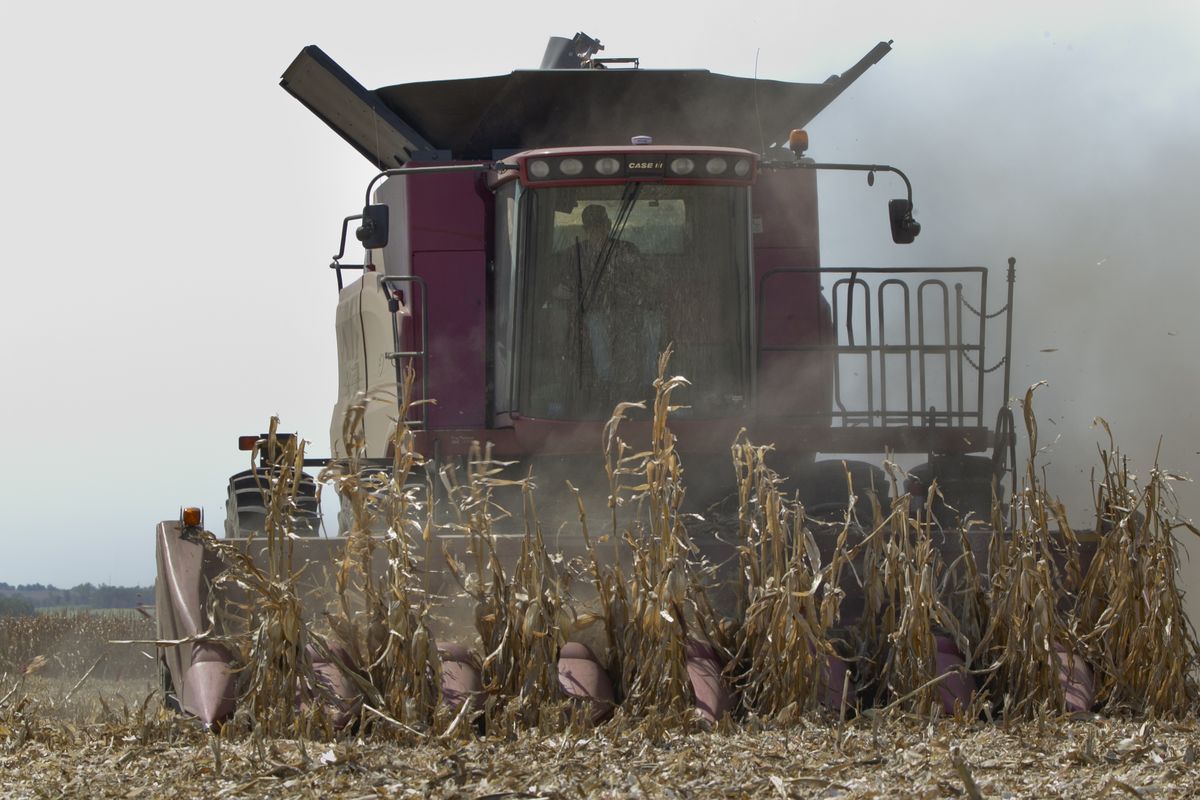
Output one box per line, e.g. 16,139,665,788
790,460,890,522
224,467,321,538
907,454,1002,527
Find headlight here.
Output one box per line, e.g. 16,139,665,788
595,157,621,176
528,159,551,179
670,157,695,176
706,157,728,175
733,158,751,177
559,158,584,176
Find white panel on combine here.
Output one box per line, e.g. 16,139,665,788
329,273,404,460
376,175,410,278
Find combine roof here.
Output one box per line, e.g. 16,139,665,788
281,41,891,168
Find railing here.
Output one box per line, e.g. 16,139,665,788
757,260,1015,434
329,214,366,291
381,275,429,429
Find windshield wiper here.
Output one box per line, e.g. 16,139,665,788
574,237,586,383
582,182,641,311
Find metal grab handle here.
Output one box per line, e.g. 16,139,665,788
380,275,429,429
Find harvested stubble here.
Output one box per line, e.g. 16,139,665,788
6,699,1200,798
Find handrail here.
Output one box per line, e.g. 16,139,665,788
756,265,1013,437
329,213,366,291
380,275,429,429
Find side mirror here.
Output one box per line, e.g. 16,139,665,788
355,204,390,249
888,198,921,244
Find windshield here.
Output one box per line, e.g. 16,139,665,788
516,183,750,420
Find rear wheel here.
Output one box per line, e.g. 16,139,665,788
790,460,890,522
224,467,321,538
907,454,1002,526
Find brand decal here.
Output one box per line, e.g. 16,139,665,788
625,155,666,175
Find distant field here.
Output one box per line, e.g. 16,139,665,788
0,609,156,681
32,606,150,616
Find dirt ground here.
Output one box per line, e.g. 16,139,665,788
3,675,1199,799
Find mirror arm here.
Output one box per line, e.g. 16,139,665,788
788,161,914,204
331,214,363,264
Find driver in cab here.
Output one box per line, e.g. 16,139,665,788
558,203,657,382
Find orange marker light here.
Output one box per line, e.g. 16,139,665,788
182,507,202,527
787,129,810,153
238,435,259,451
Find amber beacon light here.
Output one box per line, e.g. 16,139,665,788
787,129,809,154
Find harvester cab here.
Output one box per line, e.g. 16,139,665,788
156,35,1018,726
282,36,995,510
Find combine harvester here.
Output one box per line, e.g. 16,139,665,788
157,34,1065,727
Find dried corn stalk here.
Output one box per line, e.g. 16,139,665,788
1075,420,1200,716
728,436,831,720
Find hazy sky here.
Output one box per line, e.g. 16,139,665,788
1,2,1198,587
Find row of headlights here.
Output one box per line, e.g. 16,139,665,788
526,154,753,181
528,156,622,178
667,156,753,177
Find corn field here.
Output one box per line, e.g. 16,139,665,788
0,611,155,681
163,361,1200,739
2,360,1199,797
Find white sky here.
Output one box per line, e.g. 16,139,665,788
1,2,1198,588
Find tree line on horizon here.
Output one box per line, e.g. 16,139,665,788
0,581,152,615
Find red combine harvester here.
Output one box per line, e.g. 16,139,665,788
156,34,1024,725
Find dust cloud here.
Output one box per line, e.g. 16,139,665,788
806,19,1200,597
